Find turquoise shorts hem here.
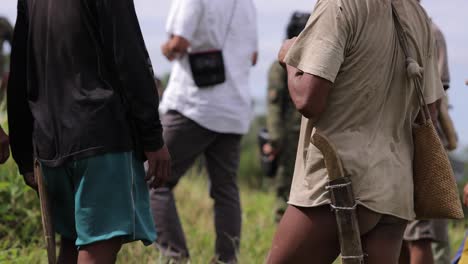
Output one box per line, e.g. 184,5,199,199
76,230,155,247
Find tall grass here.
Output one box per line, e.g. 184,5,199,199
0,159,43,263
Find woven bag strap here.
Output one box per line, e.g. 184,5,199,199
391,3,431,124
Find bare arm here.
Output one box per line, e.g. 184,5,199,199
0,126,9,164
251,52,258,66
285,65,332,121
464,184,468,207
416,100,439,124
161,35,191,61
278,37,331,120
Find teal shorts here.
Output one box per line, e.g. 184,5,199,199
41,152,156,246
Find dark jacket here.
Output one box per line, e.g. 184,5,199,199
8,0,164,174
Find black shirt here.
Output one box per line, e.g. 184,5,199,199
8,0,164,174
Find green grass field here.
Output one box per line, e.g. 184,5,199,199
1,167,467,264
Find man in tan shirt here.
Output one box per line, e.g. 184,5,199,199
267,0,444,263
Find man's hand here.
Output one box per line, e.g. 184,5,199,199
252,52,258,66
161,36,190,61
0,127,10,164
145,145,171,189
463,184,468,207
23,172,38,191
278,37,297,67
262,143,279,161
161,42,177,61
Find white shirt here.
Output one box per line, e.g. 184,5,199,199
160,0,258,134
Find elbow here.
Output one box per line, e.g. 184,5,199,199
289,72,331,120
295,99,327,120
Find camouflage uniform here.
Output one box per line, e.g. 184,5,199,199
266,61,302,222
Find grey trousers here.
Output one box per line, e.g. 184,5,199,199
150,111,242,262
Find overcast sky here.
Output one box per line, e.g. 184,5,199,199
1,0,467,146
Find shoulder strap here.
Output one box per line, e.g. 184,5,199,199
391,3,431,123
222,0,238,48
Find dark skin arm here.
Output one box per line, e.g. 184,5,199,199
278,37,332,120
0,126,10,164
251,52,258,66
161,35,191,61
279,38,438,126
464,183,468,207
417,100,439,124
285,66,332,120
162,35,259,66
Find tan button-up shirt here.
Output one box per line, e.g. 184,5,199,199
285,0,444,220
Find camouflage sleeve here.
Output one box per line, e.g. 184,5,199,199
266,61,288,149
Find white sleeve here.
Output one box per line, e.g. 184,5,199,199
165,0,203,42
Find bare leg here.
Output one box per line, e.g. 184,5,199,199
77,237,123,264
58,237,78,264
266,205,341,264
399,242,410,264
362,219,406,264
408,240,434,264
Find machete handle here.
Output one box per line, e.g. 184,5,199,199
35,160,57,264
311,130,345,181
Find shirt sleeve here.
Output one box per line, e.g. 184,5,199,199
166,0,203,42
284,0,350,83
432,25,450,88
7,0,34,174
95,0,164,151
423,33,445,104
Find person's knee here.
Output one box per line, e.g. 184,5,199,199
209,180,239,201
78,237,123,264
409,239,433,252
58,236,78,264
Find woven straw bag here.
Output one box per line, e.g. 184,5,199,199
392,4,464,220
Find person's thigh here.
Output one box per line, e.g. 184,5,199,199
266,205,341,264
161,110,216,187
204,133,242,196
362,216,407,264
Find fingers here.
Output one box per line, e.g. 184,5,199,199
0,148,7,164
146,159,171,189
146,160,161,189
146,161,161,189
24,173,38,191
0,139,9,164
144,161,154,182
145,146,172,189
464,186,468,207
